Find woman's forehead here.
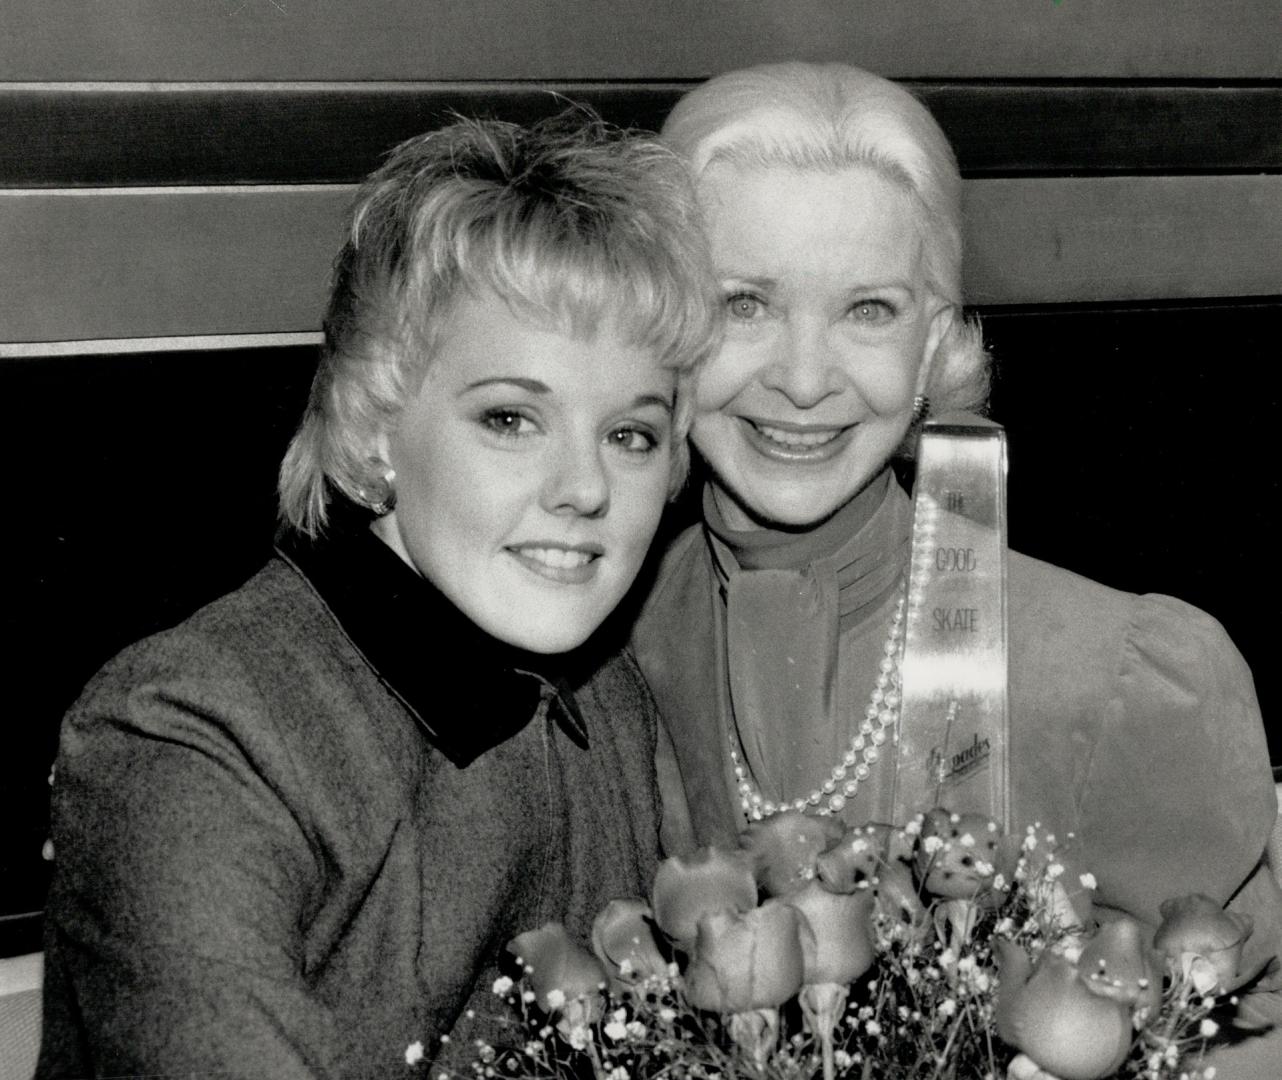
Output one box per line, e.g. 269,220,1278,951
696,163,924,286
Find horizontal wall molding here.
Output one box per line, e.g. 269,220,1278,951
3,176,1279,343
2,82,1280,187
0,332,323,360
2,0,1280,80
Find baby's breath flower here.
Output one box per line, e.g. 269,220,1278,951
658,1007,676,1023
939,999,957,1018
522,989,535,1003
923,835,945,855
566,1024,590,1051
1046,862,1065,880
865,1020,882,1036
1200,1018,1220,1038
1079,872,1098,890
604,1020,628,1041
545,989,566,1010
904,818,922,836
834,1050,853,1068
959,833,976,848
608,1067,630,1080
992,873,1007,891
405,1041,425,1066
626,1021,646,1039
491,976,514,996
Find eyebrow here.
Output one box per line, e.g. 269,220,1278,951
464,376,550,393
722,273,916,298
464,377,674,413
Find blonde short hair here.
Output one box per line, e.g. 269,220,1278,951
279,112,720,535
662,62,989,417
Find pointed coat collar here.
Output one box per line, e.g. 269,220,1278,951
275,525,588,767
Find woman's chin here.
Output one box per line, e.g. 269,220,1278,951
718,485,853,532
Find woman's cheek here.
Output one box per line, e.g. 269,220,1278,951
695,340,759,412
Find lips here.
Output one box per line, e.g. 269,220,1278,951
740,417,855,462
507,543,602,585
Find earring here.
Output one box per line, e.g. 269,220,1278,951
912,394,931,424
360,468,396,516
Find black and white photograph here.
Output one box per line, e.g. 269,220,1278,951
1,3,1280,1078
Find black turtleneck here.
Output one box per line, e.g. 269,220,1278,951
274,525,588,767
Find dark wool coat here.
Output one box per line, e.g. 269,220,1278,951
38,528,662,1079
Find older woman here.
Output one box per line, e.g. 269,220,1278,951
630,62,1281,1073
38,115,717,1078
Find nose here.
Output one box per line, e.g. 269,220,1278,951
540,437,610,519
760,320,841,409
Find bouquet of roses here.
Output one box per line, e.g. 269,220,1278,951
441,808,1267,1080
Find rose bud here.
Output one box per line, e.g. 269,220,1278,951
995,944,1132,1080
651,846,757,948
683,899,809,1014
1077,916,1162,1016
740,811,845,897
914,808,1002,900
786,880,877,987
1153,893,1253,994
815,823,889,893
508,922,607,1024
591,898,668,990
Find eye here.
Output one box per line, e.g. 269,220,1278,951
606,425,660,455
480,408,537,437
726,292,765,321
849,298,895,324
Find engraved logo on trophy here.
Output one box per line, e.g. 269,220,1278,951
928,734,992,785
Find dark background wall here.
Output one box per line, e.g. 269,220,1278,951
2,0,1279,956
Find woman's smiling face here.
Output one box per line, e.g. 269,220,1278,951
372,287,677,654
692,163,948,530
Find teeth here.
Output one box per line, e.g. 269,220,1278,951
516,547,593,570
753,422,843,448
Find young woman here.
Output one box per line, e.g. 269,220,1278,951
38,114,717,1078
630,62,1281,1075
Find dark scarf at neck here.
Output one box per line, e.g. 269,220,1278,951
276,525,588,768
701,469,911,802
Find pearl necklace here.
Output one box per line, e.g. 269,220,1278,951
729,586,906,820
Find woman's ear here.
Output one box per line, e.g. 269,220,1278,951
916,302,957,397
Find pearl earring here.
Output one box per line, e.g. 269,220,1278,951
360,468,396,516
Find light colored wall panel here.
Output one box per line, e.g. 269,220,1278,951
0,186,350,342
961,176,1282,306
1,0,1279,80
4,177,1280,345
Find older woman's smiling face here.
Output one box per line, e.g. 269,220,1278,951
693,163,949,530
